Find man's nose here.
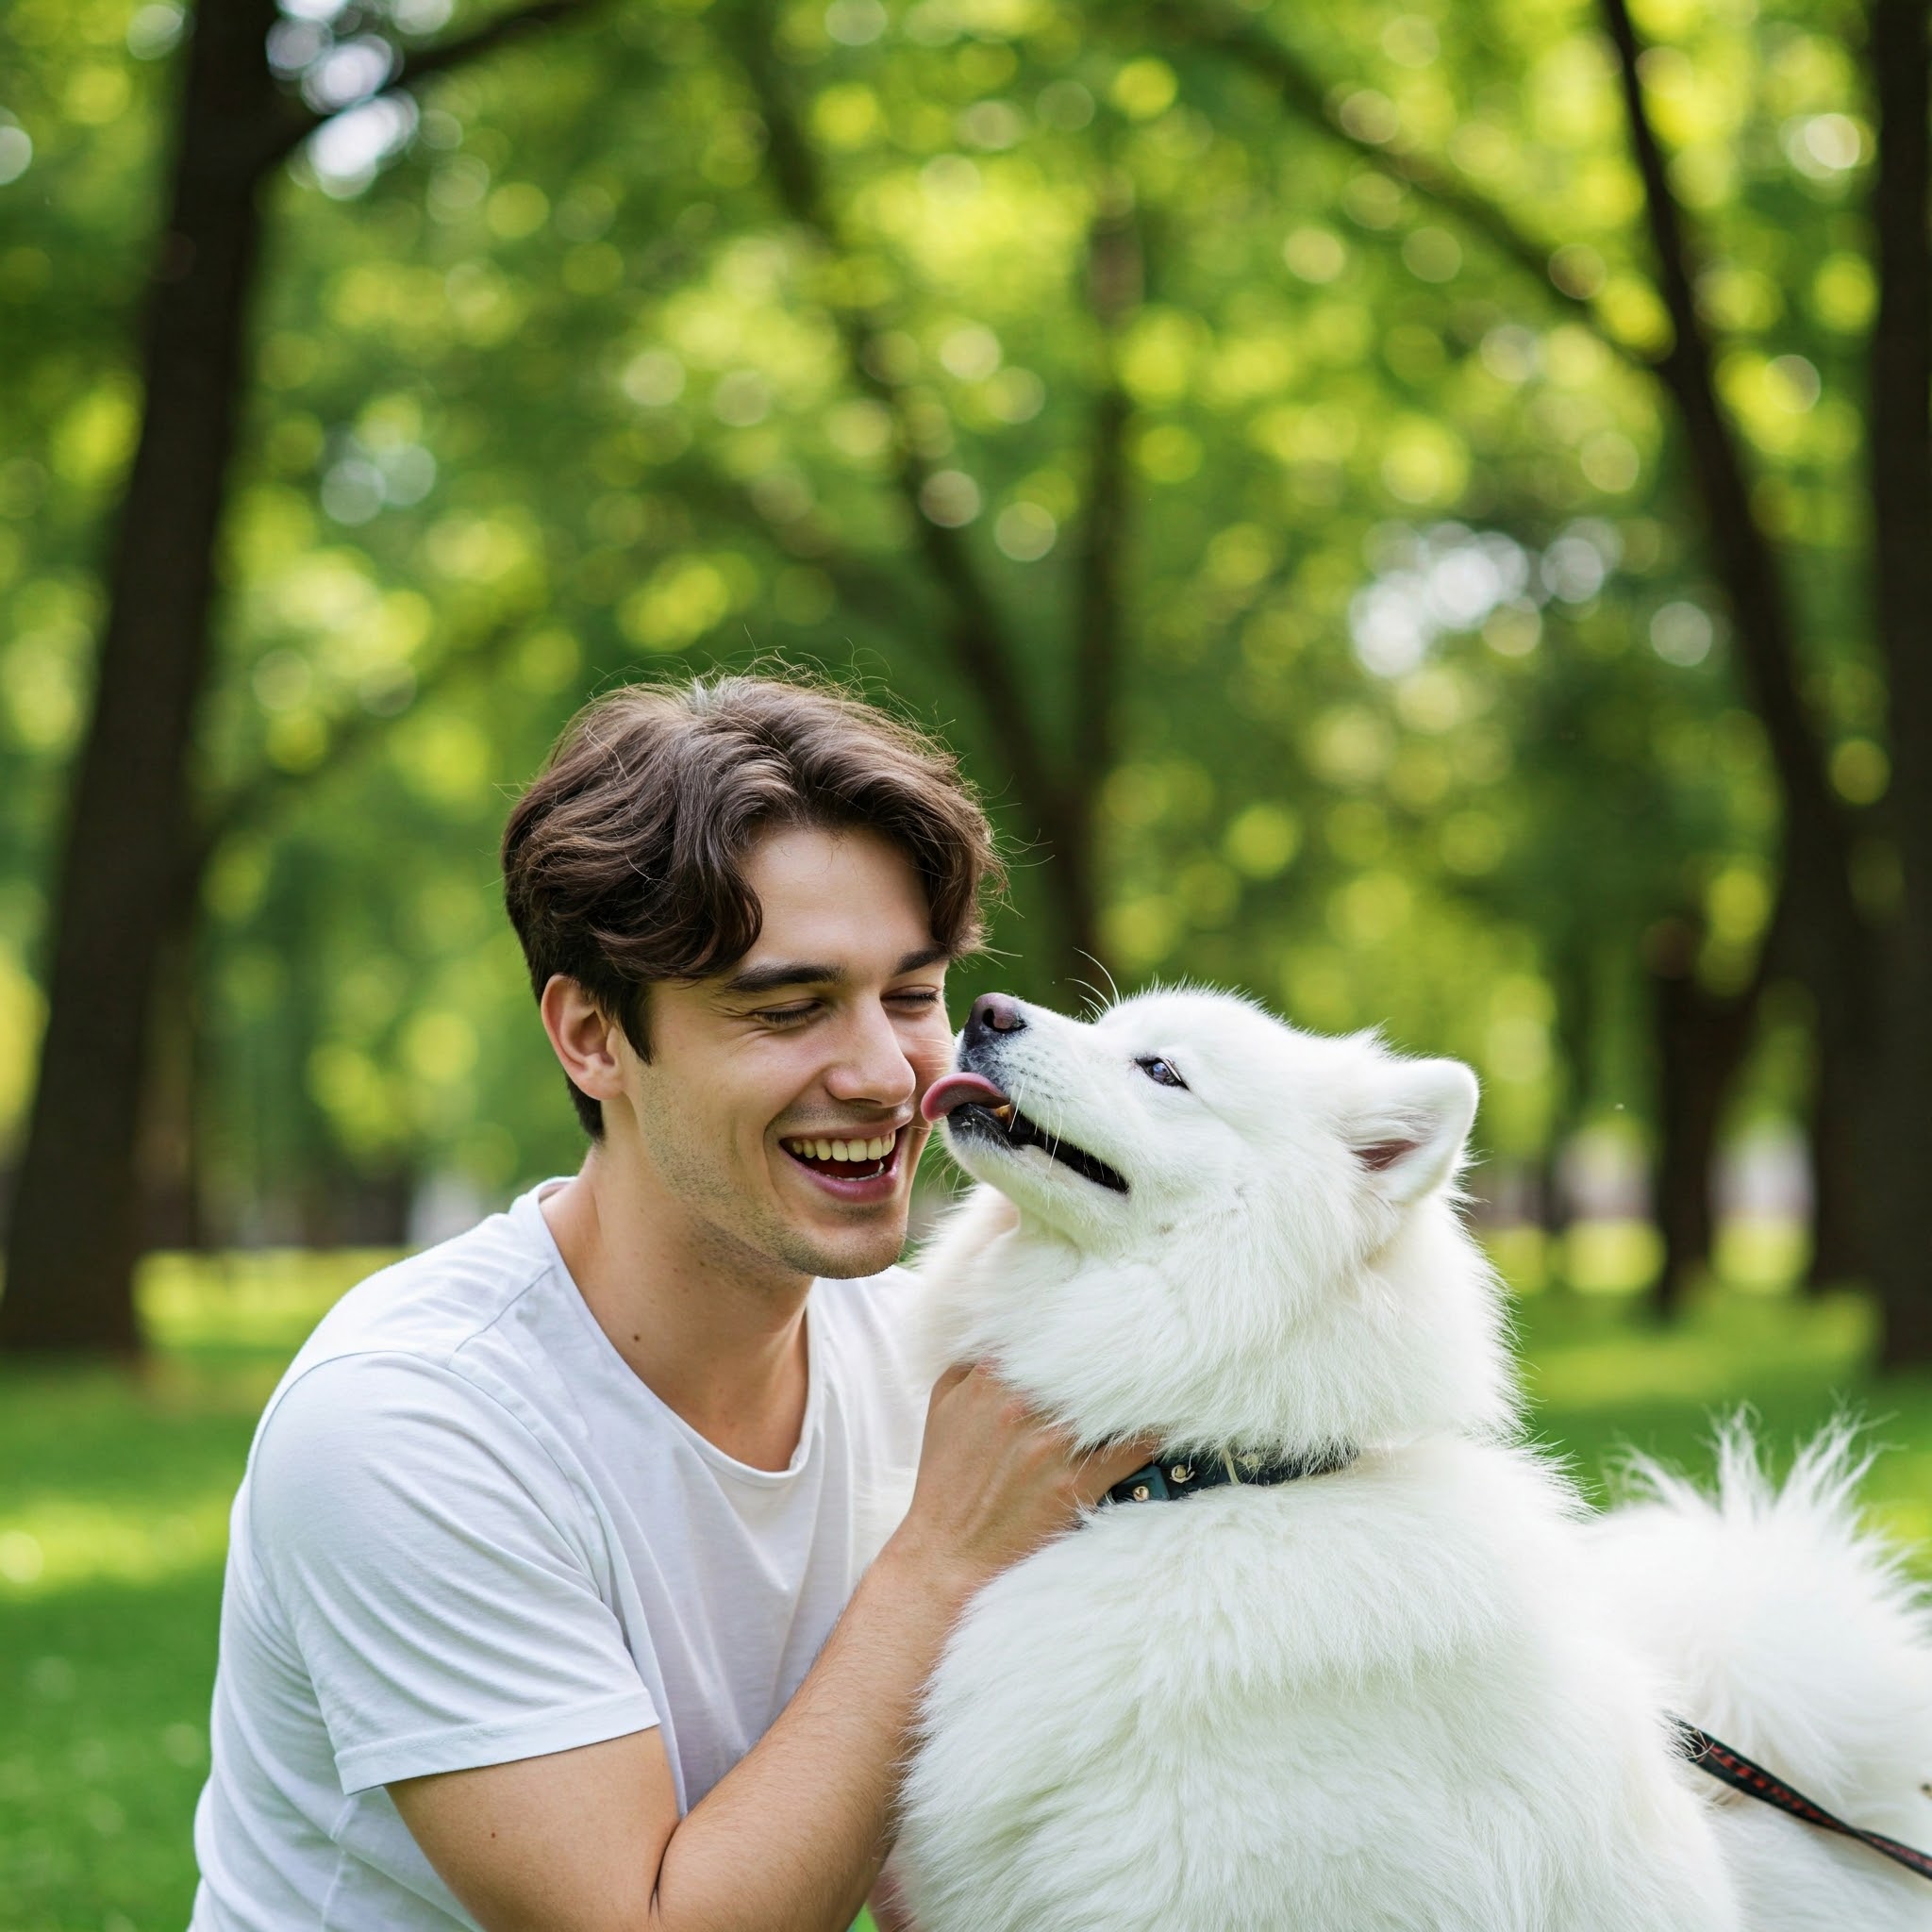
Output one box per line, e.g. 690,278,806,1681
825,1004,919,1105
964,991,1026,1048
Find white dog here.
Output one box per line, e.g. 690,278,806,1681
896,988,1932,1932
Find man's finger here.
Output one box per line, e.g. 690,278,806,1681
1072,1433,1163,1504
925,1361,974,1410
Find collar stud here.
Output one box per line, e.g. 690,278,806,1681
1104,1443,1357,1507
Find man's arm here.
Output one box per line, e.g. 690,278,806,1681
393,1538,955,1930
391,1364,1152,1932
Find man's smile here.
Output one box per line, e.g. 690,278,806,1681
777,1123,917,1203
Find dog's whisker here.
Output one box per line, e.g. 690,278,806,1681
1074,948,1122,1010
1065,976,1108,1021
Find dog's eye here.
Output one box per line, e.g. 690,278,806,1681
1137,1057,1187,1090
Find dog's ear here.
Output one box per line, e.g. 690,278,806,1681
1348,1058,1479,1205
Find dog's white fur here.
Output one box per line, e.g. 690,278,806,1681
1591,1422,1932,1928
897,990,1932,1931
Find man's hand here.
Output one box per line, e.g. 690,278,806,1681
887,1361,1157,1597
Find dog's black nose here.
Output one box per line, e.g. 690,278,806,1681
964,992,1025,1044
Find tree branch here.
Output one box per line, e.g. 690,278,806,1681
178,615,536,911
668,457,942,643
716,7,1069,843
393,0,603,91
252,0,611,175
1153,3,1645,370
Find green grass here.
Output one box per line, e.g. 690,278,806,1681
3,1245,1930,1930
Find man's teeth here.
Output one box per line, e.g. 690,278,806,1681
786,1132,897,1161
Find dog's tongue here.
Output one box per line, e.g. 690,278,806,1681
921,1072,1009,1124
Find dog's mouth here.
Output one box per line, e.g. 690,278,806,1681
921,1072,1130,1194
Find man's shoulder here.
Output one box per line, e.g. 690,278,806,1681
292,1191,557,1371
258,1191,566,1452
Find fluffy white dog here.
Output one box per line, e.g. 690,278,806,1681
897,988,1932,1932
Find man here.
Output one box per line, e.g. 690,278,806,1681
190,674,1150,1931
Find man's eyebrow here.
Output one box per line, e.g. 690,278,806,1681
717,943,950,998
892,942,952,975
718,961,844,996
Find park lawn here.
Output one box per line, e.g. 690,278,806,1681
3,1252,1930,1931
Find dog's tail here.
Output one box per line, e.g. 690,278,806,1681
1589,1418,1932,1853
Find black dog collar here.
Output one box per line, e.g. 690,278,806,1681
1104,1443,1357,1506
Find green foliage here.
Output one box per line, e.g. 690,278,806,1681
0,0,1896,1219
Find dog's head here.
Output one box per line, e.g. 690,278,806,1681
917,988,1513,1453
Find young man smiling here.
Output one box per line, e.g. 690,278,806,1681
189,676,1150,1930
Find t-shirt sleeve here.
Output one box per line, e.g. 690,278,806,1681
248,1351,658,1794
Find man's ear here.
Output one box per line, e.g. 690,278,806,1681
1349,1058,1479,1206
540,974,630,1107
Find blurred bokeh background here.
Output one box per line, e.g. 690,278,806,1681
5,0,1932,1923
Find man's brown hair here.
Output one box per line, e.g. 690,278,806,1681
502,673,1003,1135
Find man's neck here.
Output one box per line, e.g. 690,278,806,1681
540,1148,813,1474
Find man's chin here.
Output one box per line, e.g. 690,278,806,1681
774,1209,911,1282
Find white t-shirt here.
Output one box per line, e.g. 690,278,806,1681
190,1182,926,1930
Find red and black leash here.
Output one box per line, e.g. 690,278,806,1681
1676,1721,1932,1883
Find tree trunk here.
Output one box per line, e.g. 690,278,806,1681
296,1158,415,1249
1646,917,1757,1317
1047,380,1130,1001
0,0,278,1354
1049,200,1140,1002
0,0,600,1354
1535,940,1597,1244
1806,1023,1866,1289
1603,0,1932,1364
1864,0,1932,1366
137,907,208,1253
